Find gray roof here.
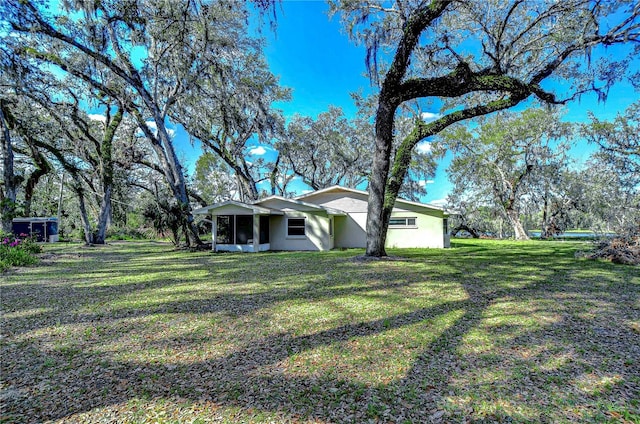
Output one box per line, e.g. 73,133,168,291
192,200,283,215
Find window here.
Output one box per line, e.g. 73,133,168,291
329,218,333,237
287,218,306,236
443,218,449,234
389,217,417,227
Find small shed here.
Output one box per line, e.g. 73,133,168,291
12,217,59,243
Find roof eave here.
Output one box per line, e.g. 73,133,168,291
192,200,283,215
296,185,445,212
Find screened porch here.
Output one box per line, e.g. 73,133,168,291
192,200,282,252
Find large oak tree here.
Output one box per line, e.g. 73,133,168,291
332,0,640,256
442,109,572,240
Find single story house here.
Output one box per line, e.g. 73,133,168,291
193,185,450,252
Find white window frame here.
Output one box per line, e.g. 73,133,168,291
388,217,418,228
287,217,306,238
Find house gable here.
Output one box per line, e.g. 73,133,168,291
255,196,345,215
192,200,281,216
296,185,446,216
297,186,448,249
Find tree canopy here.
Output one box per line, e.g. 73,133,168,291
331,0,640,256
1,0,638,249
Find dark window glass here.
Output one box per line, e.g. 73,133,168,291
389,218,407,226
287,218,306,236
288,218,305,227
236,215,253,244
216,215,233,244
389,217,418,227
259,215,270,244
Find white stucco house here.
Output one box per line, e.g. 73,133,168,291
193,185,450,252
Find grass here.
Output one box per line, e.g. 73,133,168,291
1,239,638,423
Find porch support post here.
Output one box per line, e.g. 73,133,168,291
211,215,216,251
253,214,260,252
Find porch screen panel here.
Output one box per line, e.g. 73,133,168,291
236,215,253,244
259,215,269,244
216,215,234,244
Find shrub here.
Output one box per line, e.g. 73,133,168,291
0,233,42,272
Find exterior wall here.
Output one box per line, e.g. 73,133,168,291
303,189,446,249
268,211,332,251
215,243,270,253
333,213,367,248
386,204,445,248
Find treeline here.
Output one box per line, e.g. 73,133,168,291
443,106,639,240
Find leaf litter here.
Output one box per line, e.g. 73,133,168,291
1,240,638,423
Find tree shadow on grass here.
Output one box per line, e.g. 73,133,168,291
2,244,377,335
1,241,638,422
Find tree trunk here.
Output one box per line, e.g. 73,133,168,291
506,208,529,240
75,185,94,244
365,101,396,257
93,106,122,244
236,172,259,202
157,129,200,246
23,142,52,217
452,224,481,238
540,195,550,239
94,185,111,244
136,112,201,247
0,103,17,232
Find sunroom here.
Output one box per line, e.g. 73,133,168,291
192,200,283,252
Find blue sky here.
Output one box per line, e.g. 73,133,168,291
175,1,639,205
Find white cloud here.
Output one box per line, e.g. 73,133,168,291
249,146,267,156
143,121,175,137
418,179,435,187
429,198,448,207
88,114,106,123
415,141,432,154
421,111,442,122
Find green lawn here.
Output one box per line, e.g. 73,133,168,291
1,240,638,423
